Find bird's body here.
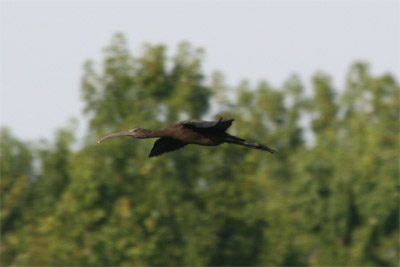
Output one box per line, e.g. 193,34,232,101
98,118,276,157
159,120,227,145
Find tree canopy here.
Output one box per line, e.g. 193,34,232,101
1,34,399,266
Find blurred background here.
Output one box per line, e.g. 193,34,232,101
1,1,399,266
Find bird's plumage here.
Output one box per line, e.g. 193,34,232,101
183,118,234,132
98,118,276,157
149,137,187,158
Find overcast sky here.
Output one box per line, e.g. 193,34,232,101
1,0,399,142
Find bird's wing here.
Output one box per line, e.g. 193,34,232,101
149,137,187,158
183,118,234,132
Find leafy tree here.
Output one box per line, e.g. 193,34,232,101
1,34,398,266
1,128,33,263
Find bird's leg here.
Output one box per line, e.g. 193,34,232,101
224,137,276,154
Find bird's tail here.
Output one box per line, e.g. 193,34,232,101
225,136,277,154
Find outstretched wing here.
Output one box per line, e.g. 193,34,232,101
149,137,187,158
183,118,234,132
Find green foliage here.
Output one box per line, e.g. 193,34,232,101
1,128,33,263
1,34,399,266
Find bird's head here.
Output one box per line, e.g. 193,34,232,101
98,128,151,143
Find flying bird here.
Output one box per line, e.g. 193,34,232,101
98,118,276,157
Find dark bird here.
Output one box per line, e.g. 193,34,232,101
98,118,276,157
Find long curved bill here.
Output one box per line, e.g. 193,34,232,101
98,130,131,143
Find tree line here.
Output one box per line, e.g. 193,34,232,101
1,33,399,266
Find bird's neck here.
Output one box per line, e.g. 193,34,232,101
141,129,165,138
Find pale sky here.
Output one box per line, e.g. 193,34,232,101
1,0,399,142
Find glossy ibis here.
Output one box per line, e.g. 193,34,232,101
98,118,276,157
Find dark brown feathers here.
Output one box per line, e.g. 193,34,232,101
98,118,276,158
